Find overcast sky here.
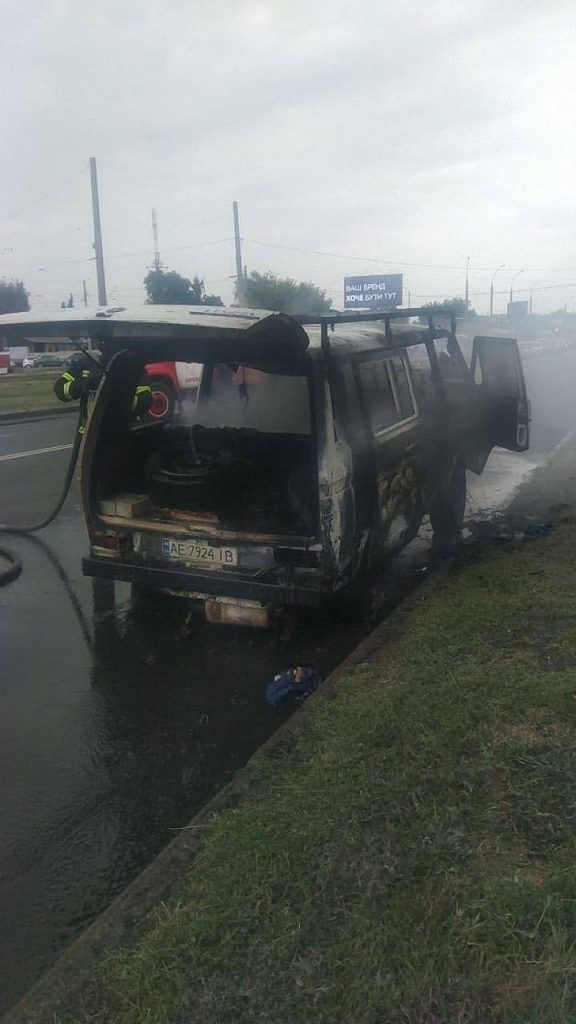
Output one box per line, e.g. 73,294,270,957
1,0,575,314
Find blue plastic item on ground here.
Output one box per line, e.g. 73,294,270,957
265,665,322,708
524,522,553,537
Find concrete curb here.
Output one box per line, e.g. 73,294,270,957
2,568,449,1024
0,407,77,425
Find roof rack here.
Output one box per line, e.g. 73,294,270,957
294,306,459,357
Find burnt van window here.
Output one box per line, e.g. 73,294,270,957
358,359,406,434
389,357,415,418
183,364,311,435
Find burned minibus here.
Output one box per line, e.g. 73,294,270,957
0,306,530,626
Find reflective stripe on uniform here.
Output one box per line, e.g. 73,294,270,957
132,385,152,412
55,371,77,402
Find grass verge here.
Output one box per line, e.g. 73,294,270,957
0,370,62,413
59,521,576,1024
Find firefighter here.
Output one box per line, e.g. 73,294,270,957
54,355,153,417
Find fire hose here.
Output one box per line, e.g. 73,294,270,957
0,395,88,586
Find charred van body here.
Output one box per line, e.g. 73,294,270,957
0,306,530,626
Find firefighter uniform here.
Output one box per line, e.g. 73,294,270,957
131,385,153,416
54,359,153,417
54,367,93,402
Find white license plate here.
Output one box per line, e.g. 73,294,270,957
161,538,238,567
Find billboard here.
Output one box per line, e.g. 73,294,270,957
507,300,529,321
344,274,403,310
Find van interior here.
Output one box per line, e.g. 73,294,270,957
93,361,318,538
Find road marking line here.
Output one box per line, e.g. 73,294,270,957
0,443,74,462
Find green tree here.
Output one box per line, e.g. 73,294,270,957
144,269,223,306
0,278,30,315
239,271,331,315
188,275,223,306
419,298,475,320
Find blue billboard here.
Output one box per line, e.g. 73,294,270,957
344,274,403,309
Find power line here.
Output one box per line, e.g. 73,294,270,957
244,238,475,271
0,237,233,271
4,224,575,281
325,280,576,300
243,237,576,276
0,167,87,224
108,237,232,262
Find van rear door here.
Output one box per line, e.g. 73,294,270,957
470,336,530,452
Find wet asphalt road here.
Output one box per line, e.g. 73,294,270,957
0,349,575,1013
0,413,368,1012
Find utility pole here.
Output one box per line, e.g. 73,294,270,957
489,263,505,317
151,207,162,271
82,279,88,307
233,201,244,305
465,256,470,306
89,157,107,306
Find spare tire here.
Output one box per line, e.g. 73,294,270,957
145,442,233,508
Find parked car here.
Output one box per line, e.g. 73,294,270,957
0,306,530,627
66,350,90,371
32,353,68,369
23,353,68,369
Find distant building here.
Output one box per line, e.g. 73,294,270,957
22,335,89,354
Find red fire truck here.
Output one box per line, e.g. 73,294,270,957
144,360,202,420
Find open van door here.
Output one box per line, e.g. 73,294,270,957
471,336,530,452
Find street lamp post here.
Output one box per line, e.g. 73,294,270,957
489,263,506,317
509,269,524,305
465,256,470,307
529,282,546,315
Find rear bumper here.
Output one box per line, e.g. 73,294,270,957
82,556,326,608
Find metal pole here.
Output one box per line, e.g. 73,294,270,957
465,256,470,306
233,201,244,305
152,208,161,271
82,280,88,307
89,157,107,306
509,269,523,305
490,263,505,317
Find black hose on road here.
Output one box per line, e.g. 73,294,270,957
0,398,88,586
0,546,22,586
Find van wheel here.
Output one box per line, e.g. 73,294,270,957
429,453,467,554
147,379,176,423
